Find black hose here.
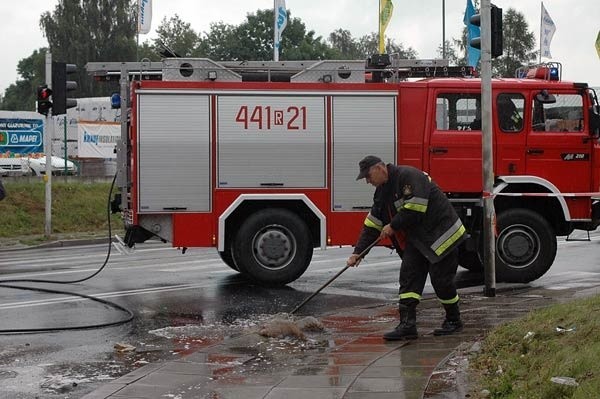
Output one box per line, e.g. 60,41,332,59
0,173,134,334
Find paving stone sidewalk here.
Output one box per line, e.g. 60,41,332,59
81,282,599,399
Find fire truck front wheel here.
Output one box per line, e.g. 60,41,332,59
495,208,556,283
233,208,313,286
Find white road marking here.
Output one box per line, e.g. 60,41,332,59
0,278,232,310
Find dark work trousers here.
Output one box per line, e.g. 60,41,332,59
398,240,459,305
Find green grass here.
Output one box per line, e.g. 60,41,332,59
470,295,600,398
0,179,123,242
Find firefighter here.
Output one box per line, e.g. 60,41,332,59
497,95,523,131
347,156,467,340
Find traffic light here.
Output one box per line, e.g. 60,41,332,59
36,85,52,116
469,5,503,59
52,61,78,115
490,6,503,58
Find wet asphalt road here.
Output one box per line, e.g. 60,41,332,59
0,230,599,398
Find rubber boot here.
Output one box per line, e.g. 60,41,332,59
383,303,418,341
433,302,463,336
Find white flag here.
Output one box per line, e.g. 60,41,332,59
138,0,152,35
274,0,287,61
540,3,556,58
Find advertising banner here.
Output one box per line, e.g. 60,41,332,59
0,118,44,156
78,122,120,158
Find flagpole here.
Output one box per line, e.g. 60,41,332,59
136,0,140,62
539,2,542,63
273,0,277,61
442,0,446,59
378,0,382,54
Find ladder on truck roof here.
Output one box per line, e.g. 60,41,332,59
86,55,475,84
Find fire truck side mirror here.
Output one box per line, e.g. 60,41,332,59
535,90,556,104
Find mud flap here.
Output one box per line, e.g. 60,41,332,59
124,225,155,247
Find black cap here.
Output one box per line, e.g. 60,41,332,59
356,155,382,180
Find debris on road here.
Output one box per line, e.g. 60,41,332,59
259,316,326,340
113,343,136,353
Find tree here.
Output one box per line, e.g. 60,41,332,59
154,15,201,58
328,30,417,60
0,49,47,111
280,17,335,60
201,22,238,60
437,40,461,65
356,33,417,59
328,29,362,59
137,40,161,62
200,9,336,61
1,1,139,109
39,0,137,97
449,5,536,76
492,8,536,77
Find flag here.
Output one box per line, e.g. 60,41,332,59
595,30,600,60
464,0,480,67
379,0,394,54
540,2,556,58
138,0,152,34
274,0,288,61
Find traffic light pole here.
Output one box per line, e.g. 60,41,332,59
480,0,496,297
44,52,53,238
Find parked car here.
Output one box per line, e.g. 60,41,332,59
0,157,31,177
27,156,78,176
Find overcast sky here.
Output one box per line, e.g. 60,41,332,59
1,0,599,97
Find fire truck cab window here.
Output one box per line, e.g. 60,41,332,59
436,93,481,131
532,93,584,132
497,93,524,132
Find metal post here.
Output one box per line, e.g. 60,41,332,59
118,63,129,213
442,0,446,59
63,115,67,174
480,0,496,297
44,52,53,238
273,0,278,61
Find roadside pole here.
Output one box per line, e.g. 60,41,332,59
44,52,53,238
118,63,129,212
63,116,68,174
480,0,496,297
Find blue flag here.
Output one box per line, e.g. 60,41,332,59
464,0,480,67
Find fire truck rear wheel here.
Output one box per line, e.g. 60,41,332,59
233,208,313,286
495,208,556,283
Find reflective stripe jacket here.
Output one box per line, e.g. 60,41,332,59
354,164,466,263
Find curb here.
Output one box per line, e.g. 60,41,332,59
423,340,478,398
0,237,112,252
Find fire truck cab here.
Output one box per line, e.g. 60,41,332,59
87,56,600,286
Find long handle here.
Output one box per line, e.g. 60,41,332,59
289,237,381,315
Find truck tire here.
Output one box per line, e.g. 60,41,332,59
495,208,556,283
232,208,313,286
218,246,238,271
458,244,483,272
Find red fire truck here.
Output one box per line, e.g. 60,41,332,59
88,56,600,286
